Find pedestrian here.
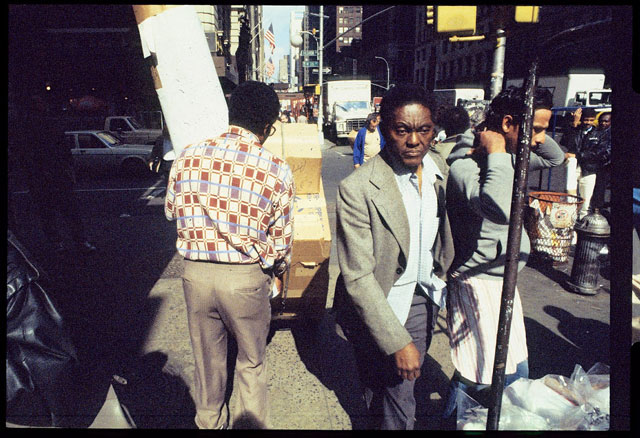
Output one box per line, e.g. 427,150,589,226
21,94,96,253
164,81,295,429
562,107,598,219
149,122,173,175
333,83,454,430
587,111,612,215
433,105,471,161
353,112,385,169
443,86,565,418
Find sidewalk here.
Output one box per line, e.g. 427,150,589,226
110,240,609,430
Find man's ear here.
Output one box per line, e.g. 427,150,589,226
501,115,515,134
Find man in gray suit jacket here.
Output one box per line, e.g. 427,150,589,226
333,84,454,429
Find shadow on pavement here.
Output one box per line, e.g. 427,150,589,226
526,253,610,295
8,176,190,428
525,305,610,379
287,310,454,430
288,311,369,429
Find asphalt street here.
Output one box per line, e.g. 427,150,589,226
7,138,622,429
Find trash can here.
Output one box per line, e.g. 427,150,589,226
524,191,583,264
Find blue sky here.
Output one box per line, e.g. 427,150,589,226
262,5,305,81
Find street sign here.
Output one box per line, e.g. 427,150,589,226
312,67,331,74
303,60,319,68
301,50,317,57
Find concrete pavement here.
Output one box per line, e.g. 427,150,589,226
113,141,611,429
7,139,615,430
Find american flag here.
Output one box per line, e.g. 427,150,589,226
265,23,276,55
265,57,275,78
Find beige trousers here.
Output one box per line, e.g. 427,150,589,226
577,166,597,220
182,260,272,429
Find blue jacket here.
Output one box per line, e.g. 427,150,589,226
353,126,385,166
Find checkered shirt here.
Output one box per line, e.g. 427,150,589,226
165,125,295,274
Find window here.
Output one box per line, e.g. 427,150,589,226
339,37,343,42
110,118,131,131
78,134,106,149
338,7,344,13
355,27,360,33
339,18,343,24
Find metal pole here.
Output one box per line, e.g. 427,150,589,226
486,58,538,431
375,56,389,90
489,28,506,100
318,5,324,140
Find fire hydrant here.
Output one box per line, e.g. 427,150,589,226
567,209,610,295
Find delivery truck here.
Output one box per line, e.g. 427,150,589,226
323,79,372,144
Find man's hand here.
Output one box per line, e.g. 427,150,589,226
393,342,421,381
274,276,283,293
354,164,360,169
468,130,507,156
572,107,582,128
565,152,576,160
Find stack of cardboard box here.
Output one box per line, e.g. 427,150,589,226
262,122,331,320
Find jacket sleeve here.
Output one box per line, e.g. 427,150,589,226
449,153,515,224
336,178,413,355
529,134,566,171
353,128,365,165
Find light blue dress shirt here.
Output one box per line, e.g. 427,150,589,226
387,153,447,325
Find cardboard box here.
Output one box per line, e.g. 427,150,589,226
262,122,322,195
271,181,331,320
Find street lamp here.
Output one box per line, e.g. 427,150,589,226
375,56,390,90
291,6,326,143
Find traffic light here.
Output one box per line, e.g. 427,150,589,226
311,28,317,36
426,6,435,25
436,6,477,34
514,6,540,23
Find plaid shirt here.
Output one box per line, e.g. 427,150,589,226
165,126,295,273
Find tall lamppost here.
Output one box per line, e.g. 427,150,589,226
375,56,390,90
291,6,326,143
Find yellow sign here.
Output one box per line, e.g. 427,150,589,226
515,6,540,23
436,6,477,34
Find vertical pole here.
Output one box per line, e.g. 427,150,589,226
490,28,506,100
486,58,538,431
318,5,324,141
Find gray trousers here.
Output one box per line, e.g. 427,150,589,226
182,260,272,429
353,291,439,430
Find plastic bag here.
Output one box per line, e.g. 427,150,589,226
455,363,610,430
455,387,550,431
6,230,79,426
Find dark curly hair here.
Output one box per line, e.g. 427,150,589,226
483,86,553,131
439,106,470,137
228,81,280,136
379,83,436,136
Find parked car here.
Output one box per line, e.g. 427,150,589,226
64,130,153,176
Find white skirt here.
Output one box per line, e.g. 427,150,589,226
446,273,529,385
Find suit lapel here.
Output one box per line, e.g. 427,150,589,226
369,151,410,261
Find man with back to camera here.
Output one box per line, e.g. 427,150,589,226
442,86,565,418
333,83,454,429
165,81,295,429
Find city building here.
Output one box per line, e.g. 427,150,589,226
412,5,614,97
335,5,362,53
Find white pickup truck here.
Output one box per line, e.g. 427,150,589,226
105,116,162,145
